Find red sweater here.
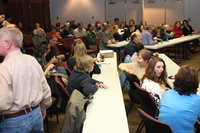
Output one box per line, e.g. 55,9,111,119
172,28,183,38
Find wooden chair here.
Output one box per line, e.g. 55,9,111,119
54,76,70,112
137,108,173,133
62,38,74,54
76,36,96,53
95,38,100,52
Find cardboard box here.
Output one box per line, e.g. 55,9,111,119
100,50,114,58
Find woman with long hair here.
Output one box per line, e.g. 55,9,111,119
172,21,184,38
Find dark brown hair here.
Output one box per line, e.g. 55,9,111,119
174,65,198,95
142,57,167,85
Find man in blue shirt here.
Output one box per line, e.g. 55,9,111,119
141,27,158,45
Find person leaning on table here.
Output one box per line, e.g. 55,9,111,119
67,55,108,97
0,27,51,132
158,65,200,133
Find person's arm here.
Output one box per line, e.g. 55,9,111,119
86,32,95,45
119,62,133,71
147,33,156,45
32,37,39,46
44,64,54,76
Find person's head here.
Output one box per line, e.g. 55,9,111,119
36,28,43,36
71,19,75,25
114,18,119,24
88,23,94,31
129,19,135,25
0,14,5,23
74,55,94,73
182,20,189,27
135,43,144,52
142,57,167,84
104,24,112,32
174,65,198,95
71,39,87,59
174,21,181,29
5,15,11,23
136,49,152,67
129,24,135,32
156,26,163,32
95,21,101,30
163,24,170,31
49,20,54,26
17,22,23,28
139,24,145,33
111,25,118,35
55,22,60,28
63,23,70,31
0,27,23,56
34,43,51,58
51,27,58,33
146,27,152,33
130,32,142,44
102,22,107,29
49,35,58,46
35,23,40,28
78,22,84,30
118,22,124,29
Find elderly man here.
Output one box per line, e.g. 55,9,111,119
32,28,48,46
0,14,10,27
0,27,51,132
141,27,158,45
73,22,86,37
163,24,175,40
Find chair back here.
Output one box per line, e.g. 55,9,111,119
134,82,157,117
62,38,74,52
76,36,87,45
124,72,141,104
54,76,70,112
23,34,34,47
137,108,173,133
95,38,100,52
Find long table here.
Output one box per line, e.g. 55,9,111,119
82,53,129,133
159,53,200,95
108,34,200,50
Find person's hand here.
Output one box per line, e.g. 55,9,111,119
170,32,174,35
96,83,108,89
57,54,65,59
46,64,54,71
153,52,159,57
42,110,46,119
107,40,112,44
155,40,159,44
93,58,98,61
68,34,74,38
51,58,58,64
125,69,134,74
181,35,185,37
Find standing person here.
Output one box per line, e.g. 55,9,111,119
73,22,86,37
158,65,200,133
0,27,51,132
141,57,168,107
172,21,184,38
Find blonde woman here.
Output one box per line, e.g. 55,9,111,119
111,25,122,41
68,39,100,76
67,55,108,96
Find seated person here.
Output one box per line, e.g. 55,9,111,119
163,24,175,40
61,23,74,39
33,23,47,36
99,24,116,50
152,25,165,41
67,55,107,96
32,28,48,46
68,39,100,76
46,20,54,33
182,20,199,48
172,21,184,38
85,23,99,48
122,24,135,40
119,49,152,89
70,19,78,30
141,57,168,107
111,25,122,41
158,65,200,133
141,27,158,45
48,27,62,43
73,22,86,37
124,32,143,57
94,21,102,36
136,24,145,33
16,22,26,35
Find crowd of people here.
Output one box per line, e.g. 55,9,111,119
0,14,200,133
